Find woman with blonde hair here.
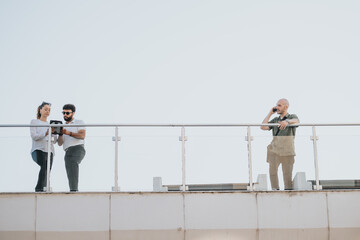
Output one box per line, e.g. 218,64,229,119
30,101,57,192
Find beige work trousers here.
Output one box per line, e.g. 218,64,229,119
267,150,294,190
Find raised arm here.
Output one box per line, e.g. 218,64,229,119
261,108,275,130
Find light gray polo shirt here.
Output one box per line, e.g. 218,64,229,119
63,119,86,150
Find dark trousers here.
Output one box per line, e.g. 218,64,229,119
64,145,86,191
31,150,53,192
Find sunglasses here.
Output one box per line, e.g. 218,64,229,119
62,111,73,115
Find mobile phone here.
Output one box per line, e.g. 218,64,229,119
272,107,277,113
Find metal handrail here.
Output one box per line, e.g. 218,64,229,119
2,123,360,127
3,122,359,192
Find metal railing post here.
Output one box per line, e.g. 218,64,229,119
311,126,321,190
113,126,120,192
180,127,188,191
46,126,52,192
246,126,254,191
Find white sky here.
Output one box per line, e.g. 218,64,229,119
1,1,360,192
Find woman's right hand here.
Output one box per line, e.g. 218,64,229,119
45,128,55,136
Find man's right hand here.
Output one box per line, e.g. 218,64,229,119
261,107,277,130
270,107,277,115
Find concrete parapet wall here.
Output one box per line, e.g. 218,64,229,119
0,191,360,240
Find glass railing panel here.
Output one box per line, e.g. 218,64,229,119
0,127,34,192
185,127,249,186
76,127,115,192
293,126,317,184
251,127,273,189
0,127,116,192
251,126,315,190
315,126,360,181
114,127,182,191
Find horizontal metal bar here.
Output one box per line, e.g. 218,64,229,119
165,183,250,191
2,123,360,128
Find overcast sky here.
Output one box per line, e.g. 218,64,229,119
1,1,360,192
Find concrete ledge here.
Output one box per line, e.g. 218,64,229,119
185,229,256,240
259,229,328,240
1,191,360,240
112,230,183,240
0,231,35,240
36,231,109,240
329,228,360,240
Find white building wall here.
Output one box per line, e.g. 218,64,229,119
0,191,360,240
36,194,110,240
0,194,36,240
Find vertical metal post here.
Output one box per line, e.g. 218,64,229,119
113,127,120,192
46,126,52,192
246,126,254,191
180,127,187,191
311,126,321,190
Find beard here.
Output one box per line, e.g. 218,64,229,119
63,115,73,122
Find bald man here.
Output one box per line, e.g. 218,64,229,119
261,98,299,190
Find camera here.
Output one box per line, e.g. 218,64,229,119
272,107,277,113
50,120,63,135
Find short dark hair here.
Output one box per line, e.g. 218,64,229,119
63,104,76,112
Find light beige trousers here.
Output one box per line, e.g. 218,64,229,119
267,150,294,190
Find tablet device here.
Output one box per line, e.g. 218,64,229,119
50,120,63,135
